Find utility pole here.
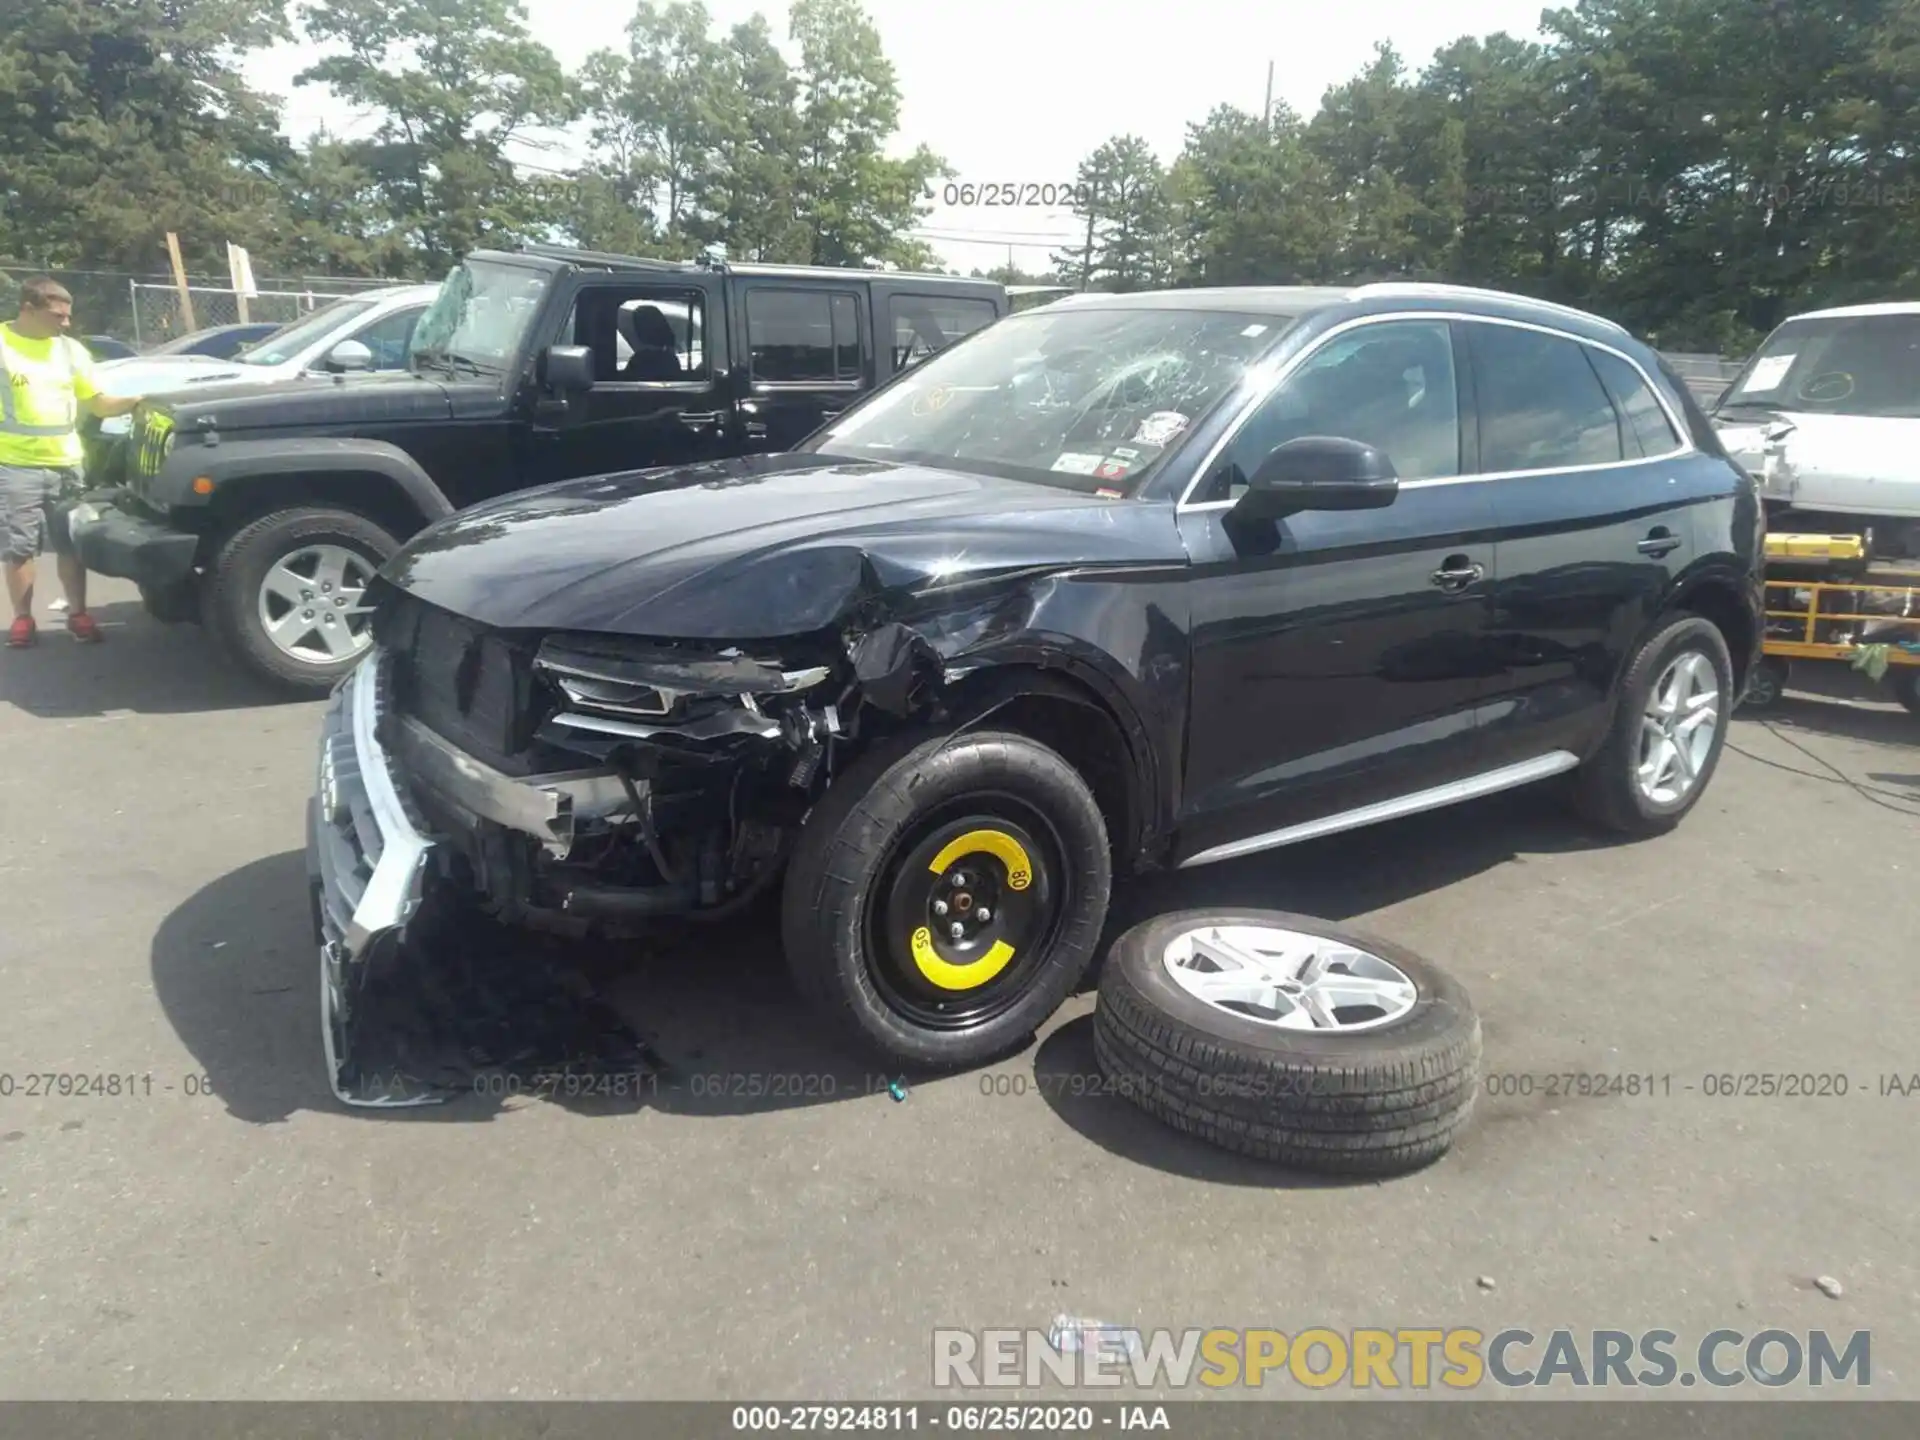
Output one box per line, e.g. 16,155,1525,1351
1264,61,1274,135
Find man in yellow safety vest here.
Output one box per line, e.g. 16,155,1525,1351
2,276,144,646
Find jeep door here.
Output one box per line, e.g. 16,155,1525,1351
1174,317,1502,866
1460,320,1709,768
732,283,871,451
530,277,733,482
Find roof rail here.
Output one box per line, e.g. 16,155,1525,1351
1348,281,1628,334
514,243,685,271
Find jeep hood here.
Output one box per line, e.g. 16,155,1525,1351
153,371,455,433
376,453,1186,637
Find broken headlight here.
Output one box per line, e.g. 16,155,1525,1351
533,635,830,727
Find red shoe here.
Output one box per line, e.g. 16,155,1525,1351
65,612,103,643
6,616,35,648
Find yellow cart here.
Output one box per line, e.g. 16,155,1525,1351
1746,534,1920,716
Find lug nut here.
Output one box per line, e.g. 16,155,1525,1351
933,900,949,917
949,922,965,941
975,906,992,922
952,872,969,888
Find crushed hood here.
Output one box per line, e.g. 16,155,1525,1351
376,453,1185,638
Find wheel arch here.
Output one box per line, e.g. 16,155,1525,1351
1670,569,1761,688
940,659,1162,873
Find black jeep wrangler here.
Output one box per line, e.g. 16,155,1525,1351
70,246,1007,691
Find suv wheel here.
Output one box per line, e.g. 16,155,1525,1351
203,507,398,693
1572,613,1733,836
781,727,1111,1069
1094,910,1481,1175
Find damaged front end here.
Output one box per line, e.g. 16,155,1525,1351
305,598,956,1105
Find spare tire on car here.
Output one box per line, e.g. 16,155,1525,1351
1093,909,1480,1176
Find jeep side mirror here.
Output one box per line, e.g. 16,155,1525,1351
1233,436,1399,520
542,345,596,394
326,339,373,373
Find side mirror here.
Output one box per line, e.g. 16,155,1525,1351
326,339,373,373
1233,435,1399,520
541,344,596,394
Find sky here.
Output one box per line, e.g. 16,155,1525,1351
243,0,1556,274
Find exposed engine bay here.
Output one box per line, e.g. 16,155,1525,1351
370,591,966,936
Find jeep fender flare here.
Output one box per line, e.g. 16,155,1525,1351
155,438,455,529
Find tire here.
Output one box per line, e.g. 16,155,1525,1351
1571,613,1733,837
202,506,398,693
1740,655,1789,712
780,726,1111,1069
1093,909,1480,1176
1889,667,1920,719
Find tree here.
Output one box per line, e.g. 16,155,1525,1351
0,0,288,271
692,16,811,262
1051,136,1175,291
579,1,728,250
1169,104,1340,285
296,0,576,269
787,0,944,267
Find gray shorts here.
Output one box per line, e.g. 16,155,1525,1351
0,464,81,562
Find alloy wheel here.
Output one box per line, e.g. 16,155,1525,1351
1636,649,1721,806
1161,923,1420,1033
257,543,376,665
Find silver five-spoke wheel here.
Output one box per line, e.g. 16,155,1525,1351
1636,649,1720,806
1162,923,1420,1033
257,544,376,666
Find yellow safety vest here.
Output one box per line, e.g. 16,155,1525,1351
0,324,90,468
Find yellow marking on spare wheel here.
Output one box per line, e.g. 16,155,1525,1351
911,929,1018,991
927,829,1034,891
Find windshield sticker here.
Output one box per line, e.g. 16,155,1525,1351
1741,355,1794,392
1110,446,1141,460
1133,411,1189,446
912,384,955,415
1095,459,1131,480
1240,323,1269,338
1094,486,1125,498
1050,452,1105,475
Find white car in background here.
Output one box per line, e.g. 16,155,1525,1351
90,284,440,445
1712,301,1920,558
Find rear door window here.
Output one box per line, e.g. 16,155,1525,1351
1469,323,1623,472
890,295,999,371
747,289,862,384
1588,349,1682,458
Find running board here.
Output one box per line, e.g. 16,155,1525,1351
1177,752,1581,869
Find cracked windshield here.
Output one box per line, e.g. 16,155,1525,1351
809,308,1293,492
409,258,547,376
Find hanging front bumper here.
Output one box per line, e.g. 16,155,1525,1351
306,649,440,1107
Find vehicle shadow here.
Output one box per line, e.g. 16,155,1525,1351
150,851,907,1125
1746,667,1917,749
1030,1016,1351,1189
0,598,299,719
153,785,1617,1139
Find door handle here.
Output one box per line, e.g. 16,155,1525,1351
1637,529,1682,557
1429,557,1485,592
678,410,723,429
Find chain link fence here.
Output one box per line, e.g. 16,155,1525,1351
126,282,388,347
0,265,409,351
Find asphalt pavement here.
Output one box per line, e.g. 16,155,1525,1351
2,577,1916,1400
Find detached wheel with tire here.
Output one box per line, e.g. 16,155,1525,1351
202,506,398,693
1572,613,1733,836
1093,910,1480,1176
781,727,1112,1070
